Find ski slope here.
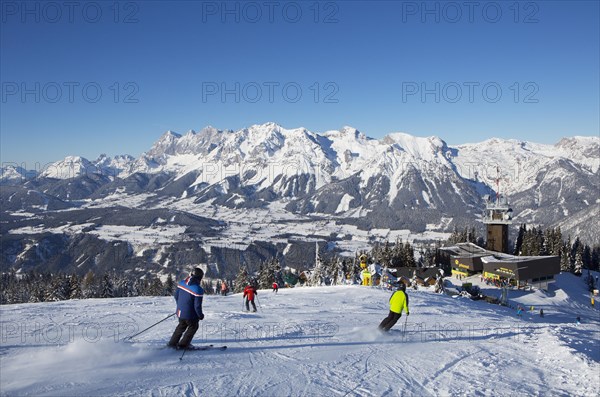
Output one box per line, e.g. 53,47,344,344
1,274,599,397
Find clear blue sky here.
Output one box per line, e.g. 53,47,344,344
1,0,598,168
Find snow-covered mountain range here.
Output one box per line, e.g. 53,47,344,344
1,123,598,276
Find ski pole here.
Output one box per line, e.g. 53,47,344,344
256,294,262,312
402,315,408,337
179,347,187,361
126,313,176,341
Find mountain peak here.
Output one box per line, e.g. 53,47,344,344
162,130,181,139
249,122,284,132
39,156,97,179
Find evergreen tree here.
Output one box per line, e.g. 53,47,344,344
328,257,343,285
100,274,114,298
133,278,149,296
165,274,175,296
468,227,476,243
0,272,14,304
571,237,582,262
592,245,600,271
448,226,460,244
560,243,572,272
258,259,277,289
536,228,545,255
347,252,364,283
523,226,534,256
29,273,48,303
420,247,436,268
566,236,573,272
45,275,62,302
114,274,133,297
147,277,164,296
582,245,592,271
82,270,97,299
542,228,552,256
68,274,82,300
381,241,392,267
552,227,563,256
390,239,404,268
273,260,284,287
574,244,584,276
310,253,325,286
234,266,249,293
402,241,415,267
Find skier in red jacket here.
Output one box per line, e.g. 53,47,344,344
243,284,258,312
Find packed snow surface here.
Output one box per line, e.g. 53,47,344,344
1,273,599,396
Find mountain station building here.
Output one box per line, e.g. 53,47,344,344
438,243,560,289
438,243,490,277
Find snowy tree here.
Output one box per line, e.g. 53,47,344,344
560,242,572,273
234,266,249,293
258,259,278,289
45,276,62,302
552,227,563,256
133,278,149,296
68,274,82,299
389,241,403,267
574,244,584,276
114,274,133,297
536,228,545,255
542,228,552,256
310,253,325,286
147,277,164,296
402,241,415,267
327,257,343,285
582,245,593,271
165,274,175,296
25,273,42,302
82,270,98,299
380,241,392,267
274,261,285,288
592,246,600,272
0,273,13,304
100,274,114,298
418,247,436,268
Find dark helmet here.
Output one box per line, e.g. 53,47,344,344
192,267,204,279
397,282,406,291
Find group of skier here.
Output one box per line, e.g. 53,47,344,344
166,269,280,349
167,265,409,350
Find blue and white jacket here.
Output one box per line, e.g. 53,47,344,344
174,276,204,320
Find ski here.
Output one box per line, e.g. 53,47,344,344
187,345,227,351
178,344,227,360
165,344,228,352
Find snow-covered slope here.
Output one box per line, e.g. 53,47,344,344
1,277,599,396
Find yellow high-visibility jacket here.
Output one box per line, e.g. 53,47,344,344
389,290,409,315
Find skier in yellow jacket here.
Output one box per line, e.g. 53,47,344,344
378,282,410,332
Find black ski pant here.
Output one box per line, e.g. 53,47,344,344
379,311,402,332
168,318,199,348
245,298,257,312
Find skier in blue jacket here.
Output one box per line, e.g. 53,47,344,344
168,267,205,349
